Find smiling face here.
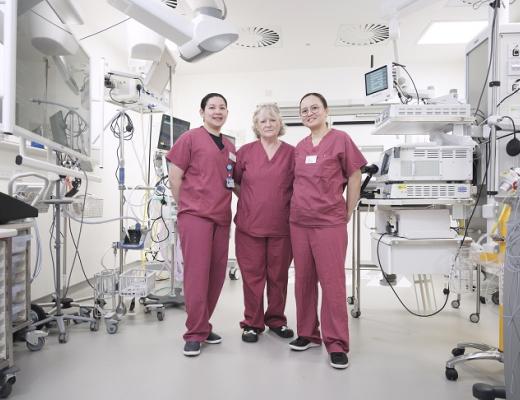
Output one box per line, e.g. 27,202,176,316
299,94,328,131
255,109,282,139
200,96,228,131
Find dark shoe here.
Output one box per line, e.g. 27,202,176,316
289,336,320,351
270,325,294,339
183,341,201,356
205,332,222,344
242,327,259,343
330,352,349,369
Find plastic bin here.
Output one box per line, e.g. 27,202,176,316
12,234,31,254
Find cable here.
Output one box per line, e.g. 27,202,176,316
79,18,130,41
474,6,498,118
497,87,520,109
375,233,450,317
393,64,420,104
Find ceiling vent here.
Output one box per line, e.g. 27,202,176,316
162,0,178,8
336,24,389,46
235,26,281,48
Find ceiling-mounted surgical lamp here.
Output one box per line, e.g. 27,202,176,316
107,0,238,62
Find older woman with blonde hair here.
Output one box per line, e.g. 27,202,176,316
233,103,295,343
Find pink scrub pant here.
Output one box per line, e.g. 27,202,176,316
235,229,292,331
289,223,350,353
177,213,230,342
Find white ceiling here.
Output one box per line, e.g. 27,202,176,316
69,0,492,75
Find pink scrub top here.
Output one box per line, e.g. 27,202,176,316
290,129,367,227
166,126,236,226
234,140,295,237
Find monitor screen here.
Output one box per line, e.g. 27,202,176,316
466,37,489,119
157,114,190,151
365,65,389,96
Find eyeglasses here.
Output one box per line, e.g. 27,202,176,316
300,105,321,117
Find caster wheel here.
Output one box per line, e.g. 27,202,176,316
0,382,12,399
29,303,47,325
89,320,99,332
106,323,118,335
347,296,354,305
451,347,465,357
445,367,458,381
492,291,499,305
58,332,69,344
470,313,480,323
144,307,151,314
79,307,91,318
26,337,45,352
157,311,165,321
139,297,146,305
229,270,238,280
451,300,460,309
129,298,136,313
116,303,127,316
351,310,361,318
480,296,486,304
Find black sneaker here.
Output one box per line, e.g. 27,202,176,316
205,332,222,344
270,325,294,339
330,352,349,369
242,327,259,343
289,336,320,351
183,341,201,357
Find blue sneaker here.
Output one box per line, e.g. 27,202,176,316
183,341,201,356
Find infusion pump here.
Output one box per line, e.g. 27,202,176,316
376,144,474,199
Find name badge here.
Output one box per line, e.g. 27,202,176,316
226,177,235,189
229,152,236,162
305,155,317,164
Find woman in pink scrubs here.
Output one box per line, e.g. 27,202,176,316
167,93,236,357
233,103,295,343
289,93,366,369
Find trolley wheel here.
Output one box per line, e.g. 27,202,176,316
492,291,499,305
351,310,361,318
157,311,165,321
144,307,151,314
29,303,47,325
451,347,465,357
480,296,486,304
106,323,118,335
26,337,45,352
451,300,460,309
229,269,239,280
89,320,100,332
93,307,102,320
139,297,146,305
58,332,69,344
347,296,354,305
129,298,136,313
116,302,127,316
470,313,480,323
445,367,458,381
0,381,12,399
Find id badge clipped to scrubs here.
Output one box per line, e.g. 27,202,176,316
226,163,235,189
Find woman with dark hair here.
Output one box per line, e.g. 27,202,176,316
288,92,366,369
167,93,236,357
233,103,295,343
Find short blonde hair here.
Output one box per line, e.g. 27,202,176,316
252,103,286,138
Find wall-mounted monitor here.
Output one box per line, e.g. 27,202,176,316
157,114,190,151
364,64,395,105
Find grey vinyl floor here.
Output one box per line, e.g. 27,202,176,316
11,270,504,400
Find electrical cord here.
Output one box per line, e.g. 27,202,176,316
497,87,520,109
393,63,420,104
375,233,450,317
474,6,498,118
79,18,130,41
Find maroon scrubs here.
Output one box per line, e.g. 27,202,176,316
166,126,236,342
234,140,294,331
289,129,366,353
